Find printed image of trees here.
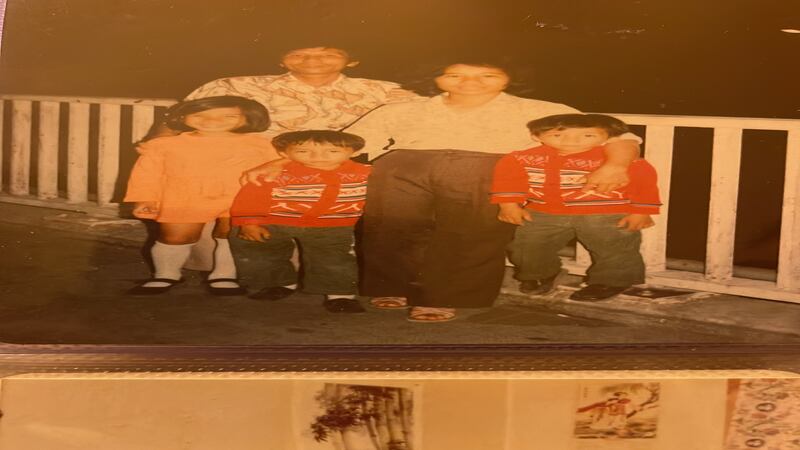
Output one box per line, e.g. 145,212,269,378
574,382,660,439
309,383,415,450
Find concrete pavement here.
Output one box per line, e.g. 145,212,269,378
1,201,799,346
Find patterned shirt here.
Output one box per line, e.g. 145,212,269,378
230,160,371,227
185,73,419,133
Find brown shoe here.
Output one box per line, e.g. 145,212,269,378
519,274,558,295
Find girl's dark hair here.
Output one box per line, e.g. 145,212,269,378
526,114,630,137
272,130,365,152
164,96,270,133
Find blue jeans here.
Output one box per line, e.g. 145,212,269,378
232,225,357,295
509,211,645,287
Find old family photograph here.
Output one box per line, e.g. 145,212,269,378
0,0,799,344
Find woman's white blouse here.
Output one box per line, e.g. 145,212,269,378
345,92,583,159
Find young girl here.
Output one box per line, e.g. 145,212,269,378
124,95,278,295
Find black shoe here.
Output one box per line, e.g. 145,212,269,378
128,278,184,295
249,286,295,301
206,278,248,296
569,284,630,301
519,274,557,295
323,297,365,313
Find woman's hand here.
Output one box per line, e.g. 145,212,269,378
582,139,639,193
497,203,532,225
238,224,271,242
616,214,655,231
581,164,630,193
132,201,159,219
239,158,291,186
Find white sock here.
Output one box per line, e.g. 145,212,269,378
326,294,356,300
146,242,193,287
283,284,298,290
208,238,240,288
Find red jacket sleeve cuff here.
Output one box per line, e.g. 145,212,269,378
490,194,526,204
629,205,660,214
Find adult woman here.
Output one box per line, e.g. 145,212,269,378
244,62,639,321
344,63,640,322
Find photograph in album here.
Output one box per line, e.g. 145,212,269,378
0,0,798,346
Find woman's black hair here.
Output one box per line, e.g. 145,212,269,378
272,130,365,152
164,96,270,133
527,114,630,138
399,57,528,97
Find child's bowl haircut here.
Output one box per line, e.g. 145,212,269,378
527,114,629,138
272,130,366,152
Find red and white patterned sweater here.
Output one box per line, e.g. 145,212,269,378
490,145,661,215
231,160,371,227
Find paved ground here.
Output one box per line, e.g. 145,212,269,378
1,201,799,346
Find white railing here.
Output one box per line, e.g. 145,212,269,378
566,114,800,303
1,95,799,303
0,94,177,211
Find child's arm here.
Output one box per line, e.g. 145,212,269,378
490,152,531,225
498,203,533,225
230,180,277,227
618,159,662,231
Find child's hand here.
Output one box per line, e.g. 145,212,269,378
238,224,271,242
132,201,159,219
617,214,654,231
497,203,532,225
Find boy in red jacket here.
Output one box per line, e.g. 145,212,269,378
230,130,370,312
490,114,661,301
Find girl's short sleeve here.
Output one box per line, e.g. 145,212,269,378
123,139,168,202
135,138,167,156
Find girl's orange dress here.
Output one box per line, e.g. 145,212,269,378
124,133,279,223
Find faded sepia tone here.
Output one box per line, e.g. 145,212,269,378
0,0,799,345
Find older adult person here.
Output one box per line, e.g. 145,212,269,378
185,46,418,133
178,46,418,275
344,62,641,322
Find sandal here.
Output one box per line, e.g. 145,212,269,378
369,297,409,310
406,306,456,323
128,278,184,295
206,278,248,296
